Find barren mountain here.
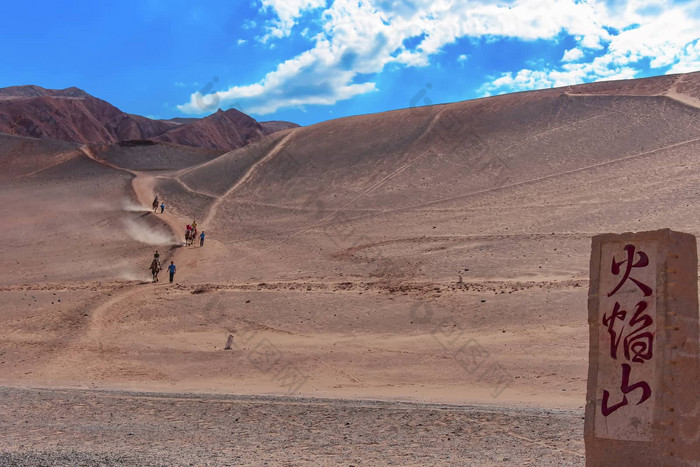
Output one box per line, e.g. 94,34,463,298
154,108,288,151
0,86,177,144
1,71,699,463
166,116,299,136
0,85,297,151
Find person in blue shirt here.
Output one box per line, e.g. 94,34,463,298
199,231,205,247
160,202,165,213
168,261,176,283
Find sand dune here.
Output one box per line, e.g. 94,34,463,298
1,72,699,463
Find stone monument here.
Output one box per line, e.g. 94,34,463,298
585,229,700,465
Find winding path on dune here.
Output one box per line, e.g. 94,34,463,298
38,147,223,379
41,135,305,378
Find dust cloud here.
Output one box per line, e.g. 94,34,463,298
121,198,150,212
123,218,176,246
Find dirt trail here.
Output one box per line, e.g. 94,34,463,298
81,144,203,277
35,286,146,383
239,109,464,254
57,146,211,361
202,131,296,226
665,90,700,110
172,177,216,199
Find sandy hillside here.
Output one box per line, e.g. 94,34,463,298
0,72,699,463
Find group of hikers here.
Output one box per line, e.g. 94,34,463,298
185,221,205,247
148,195,206,284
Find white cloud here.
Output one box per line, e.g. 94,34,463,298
562,48,584,62
480,65,596,96
179,0,700,115
482,0,700,96
259,0,326,41
237,39,248,46
667,39,700,74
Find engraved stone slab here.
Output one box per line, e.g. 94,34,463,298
585,229,700,466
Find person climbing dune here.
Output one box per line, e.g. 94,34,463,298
168,261,176,283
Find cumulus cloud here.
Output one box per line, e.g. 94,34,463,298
667,39,700,74
259,0,327,41
179,0,700,115
562,48,584,63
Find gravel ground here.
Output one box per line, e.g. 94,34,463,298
0,386,584,466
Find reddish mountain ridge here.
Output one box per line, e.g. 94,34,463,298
0,85,298,151
155,108,278,151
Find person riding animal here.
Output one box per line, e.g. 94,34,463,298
149,256,161,283
185,229,195,246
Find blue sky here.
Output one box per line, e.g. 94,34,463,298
1,1,698,126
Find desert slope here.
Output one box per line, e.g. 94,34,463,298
175,72,700,283
1,72,699,415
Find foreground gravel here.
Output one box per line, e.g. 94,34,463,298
0,386,584,466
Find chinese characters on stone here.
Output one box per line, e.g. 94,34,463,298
601,244,654,416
